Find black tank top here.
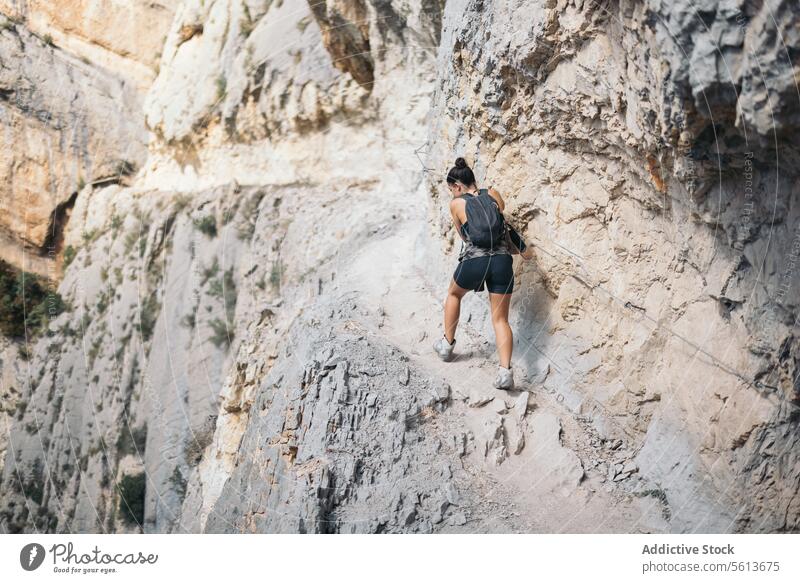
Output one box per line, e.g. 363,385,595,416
457,193,510,262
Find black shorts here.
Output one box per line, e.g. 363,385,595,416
453,254,514,294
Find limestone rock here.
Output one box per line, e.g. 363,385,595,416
0,19,148,275
526,413,584,496
1,0,799,536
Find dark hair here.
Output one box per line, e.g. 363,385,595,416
446,157,476,186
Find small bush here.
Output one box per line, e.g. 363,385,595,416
207,268,237,322
0,259,66,339
137,294,160,342
240,17,256,37
208,317,233,349
215,76,226,101
116,425,147,457
180,299,198,330
110,214,123,233
193,215,217,238
123,229,139,255
87,336,103,369
222,269,236,322
20,459,44,505
269,261,282,290
79,311,92,334
114,160,136,177
237,221,256,241
172,194,192,214
117,473,146,526
169,466,187,499
200,257,219,285
634,488,671,520
96,289,109,314
296,15,311,32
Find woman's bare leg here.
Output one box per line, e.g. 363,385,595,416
489,292,513,368
444,279,469,343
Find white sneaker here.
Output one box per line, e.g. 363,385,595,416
433,336,456,361
493,366,514,390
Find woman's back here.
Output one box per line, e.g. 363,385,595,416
457,193,511,262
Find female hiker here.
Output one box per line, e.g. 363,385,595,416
432,157,532,390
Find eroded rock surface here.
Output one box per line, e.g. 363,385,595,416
1,0,798,534
0,3,173,276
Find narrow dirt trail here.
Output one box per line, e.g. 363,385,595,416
333,176,671,532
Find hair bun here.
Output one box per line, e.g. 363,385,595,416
454,157,467,169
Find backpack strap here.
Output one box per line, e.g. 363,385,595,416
477,188,500,208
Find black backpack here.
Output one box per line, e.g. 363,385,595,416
464,188,506,249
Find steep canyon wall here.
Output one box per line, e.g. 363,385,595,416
0,0,798,533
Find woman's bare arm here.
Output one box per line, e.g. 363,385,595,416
449,198,466,241
487,186,505,211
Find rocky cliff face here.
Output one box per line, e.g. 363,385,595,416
1,0,798,534
0,1,177,277
426,0,800,532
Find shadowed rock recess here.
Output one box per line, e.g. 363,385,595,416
0,0,798,533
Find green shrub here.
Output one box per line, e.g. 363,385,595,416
222,269,236,322
21,459,44,505
62,245,77,268
200,257,219,285
296,15,311,32
215,76,226,101
0,260,66,339
123,229,139,254
172,194,192,214
240,16,256,37
169,466,187,499
237,221,256,241
96,289,109,314
137,294,160,342
117,473,146,526
180,300,198,330
109,214,123,233
207,268,237,322
208,317,233,348
193,215,217,238
115,160,136,176
79,311,92,334
269,261,282,290
116,425,147,457
87,336,103,369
